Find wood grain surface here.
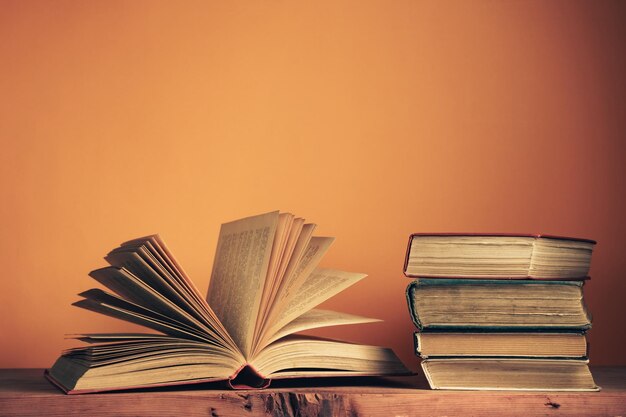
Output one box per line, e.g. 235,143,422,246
1,367,625,416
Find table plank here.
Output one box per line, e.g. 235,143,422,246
1,367,625,416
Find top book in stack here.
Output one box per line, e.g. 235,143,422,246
403,234,596,280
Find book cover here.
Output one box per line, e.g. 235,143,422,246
406,279,591,332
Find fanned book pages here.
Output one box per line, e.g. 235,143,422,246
403,234,596,279
46,211,408,394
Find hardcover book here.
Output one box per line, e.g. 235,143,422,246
413,332,588,359
406,279,591,331
421,358,598,391
404,233,596,279
46,211,408,394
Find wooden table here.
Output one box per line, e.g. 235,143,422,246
1,367,625,416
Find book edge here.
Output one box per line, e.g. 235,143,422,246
419,358,600,391
404,273,591,281
45,368,231,395
407,233,596,244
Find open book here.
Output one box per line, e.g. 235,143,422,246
46,211,408,394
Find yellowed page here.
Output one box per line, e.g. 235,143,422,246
105,251,204,322
273,218,305,293
258,236,334,345
268,237,334,311
88,267,228,346
105,239,239,354
273,223,316,298
74,292,218,345
207,211,279,358
265,268,367,340
263,213,294,296
262,309,381,348
257,217,305,328
281,237,335,299
253,213,294,341
251,337,408,377
124,235,221,326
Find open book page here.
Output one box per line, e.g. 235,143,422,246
104,251,200,319
103,246,240,354
88,267,229,348
253,222,316,346
274,237,335,306
120,235,225,333
74,333,178,343
65,334,242,364
271,218,306,301
53,336,242,392
73,290,225,346
256,237,334,347
273,223,316,297
254,217,305,342
207,211,279,358
74,288,242,352
119,237,204,306
253,213,295,344
250,337,409,377
262,309,381,348
260,268,367,348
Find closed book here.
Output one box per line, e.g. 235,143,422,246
414,332,588,359
421,358,599,391
406,279,591,331
403,233,595,279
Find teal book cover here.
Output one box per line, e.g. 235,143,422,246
406,279,591,332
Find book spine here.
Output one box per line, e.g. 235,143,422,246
405,281,424,331
414,332,421,356
402,234,414,278
227,364,271,389
419,360,437,389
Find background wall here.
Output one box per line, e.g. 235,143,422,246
1,0,625,370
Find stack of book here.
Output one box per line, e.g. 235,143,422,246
403,233,599,391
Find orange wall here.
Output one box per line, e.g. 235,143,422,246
1,1,625,369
